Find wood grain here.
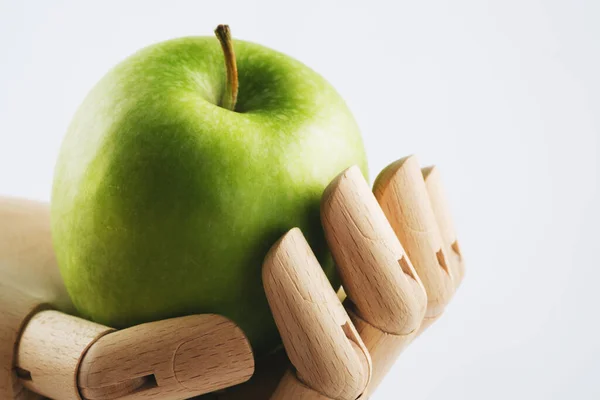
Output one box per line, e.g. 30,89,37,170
321,166,427,335
373,156,455,319
16,310,113,400
0,160,465,400
0,283,47,400
321,165,427,394
348,309,417,394
263,228,371,400
1,197,255,400
269,371,333,400
201,350,288,400
422,166,465,289
79,314,254,400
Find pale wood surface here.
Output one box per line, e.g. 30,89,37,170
321,166,427,335
422,166,465,289
263,228,371,400
373,156,455,319
200,350,288,400
348,310,417,395
79,314,254,400
0,283,47,400
0,157,464,400
269,370,332,400
17,310,113,400
321,165,427,394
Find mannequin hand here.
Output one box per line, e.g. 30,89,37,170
0,155,463,400
210,155,464,399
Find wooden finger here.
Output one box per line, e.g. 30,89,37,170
263,228,371,400
0,283,47,400
204,350,289,400
16,310,112,400
79,314,254,400
422,166,465,289
270,370,333,400
373,156,455,319
321,165,427,393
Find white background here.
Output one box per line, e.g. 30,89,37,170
1,1,598,399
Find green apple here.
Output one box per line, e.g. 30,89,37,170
51,26,367,355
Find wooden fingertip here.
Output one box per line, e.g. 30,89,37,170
18,310,113,400
321,166,429,394
0,284,50,400
321,166,427,336
373,156,455,319
422,165,465,289
78,314,254,399
263,228,370,400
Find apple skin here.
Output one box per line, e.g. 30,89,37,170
51,36,368,355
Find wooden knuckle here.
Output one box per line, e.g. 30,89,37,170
321,166,427,335
263,228,371,400
373,156,455,318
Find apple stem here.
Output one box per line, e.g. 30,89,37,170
215,24,239,111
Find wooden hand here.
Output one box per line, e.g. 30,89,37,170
207,155,465,399
0,155,464,400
